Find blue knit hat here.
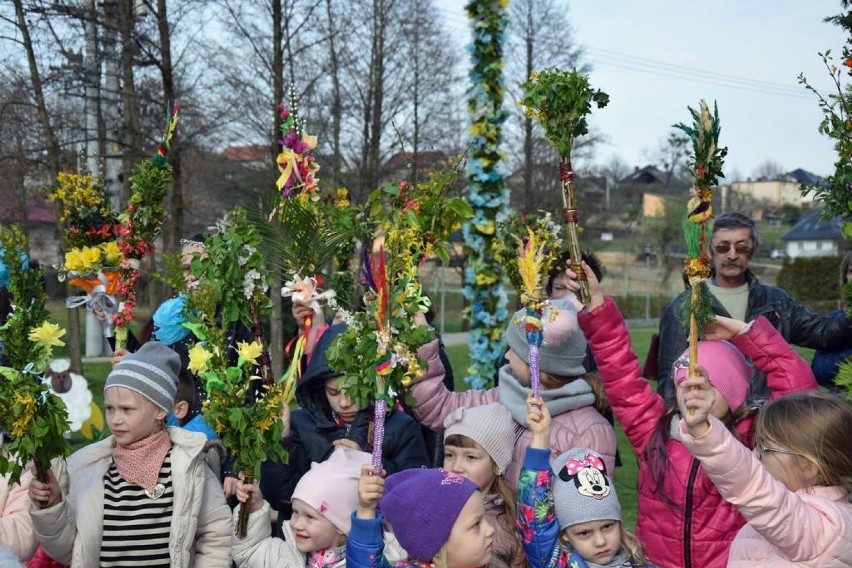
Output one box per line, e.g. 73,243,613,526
379,468,478,561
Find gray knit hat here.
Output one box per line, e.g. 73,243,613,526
504,298,587,377
104,341,181,411
443,403,514,474
551,448,621,529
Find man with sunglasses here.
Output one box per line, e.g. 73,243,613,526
655,211,852,404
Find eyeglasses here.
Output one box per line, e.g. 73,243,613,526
757,442,805,460
713,243,752,255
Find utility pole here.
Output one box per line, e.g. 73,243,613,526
101,0,122,211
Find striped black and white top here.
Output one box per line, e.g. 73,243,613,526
100,453,174,567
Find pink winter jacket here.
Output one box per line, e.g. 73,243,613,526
578,296,817,568
0,471,37,561
409,341,616,489
679,415,852,566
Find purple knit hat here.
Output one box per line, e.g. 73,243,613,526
379,468,478,561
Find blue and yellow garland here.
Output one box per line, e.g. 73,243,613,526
463,0,510,389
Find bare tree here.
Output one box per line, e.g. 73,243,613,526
753,158,785,180
505,0,592,212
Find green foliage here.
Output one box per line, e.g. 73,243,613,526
677,281,716,337
799,50,852,238
183,209,286,473
519,67,609,158
188,208,271,329
835,358,852,403
777,256,842,312
673,100,727,188
0,226,70,484
495,211,563,292
0,227,50,371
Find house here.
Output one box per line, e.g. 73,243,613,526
779,210,844,258
222,144,271,171
719,169,821,217
381,151,448,185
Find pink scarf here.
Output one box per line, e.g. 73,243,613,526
112,429,172,493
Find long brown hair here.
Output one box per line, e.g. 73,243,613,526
543,370,610,414
645,402,759,505
444,434,525,567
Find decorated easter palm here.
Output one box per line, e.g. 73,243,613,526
113,101,179,349
0,226,70,488
519,68,608,305
673,100,727,407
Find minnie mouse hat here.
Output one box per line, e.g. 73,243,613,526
551,448,621,529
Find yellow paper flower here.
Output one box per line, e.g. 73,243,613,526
64,248,86,272
28,322,66,348
100,241,123,265
11,393,37,438
236,340,263,367
188,343,213,375
81,246,101,267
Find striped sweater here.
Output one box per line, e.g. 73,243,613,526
100,454,174,567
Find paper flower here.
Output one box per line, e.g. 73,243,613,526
236,340,263,367
188,343,213,375
28,322,66,349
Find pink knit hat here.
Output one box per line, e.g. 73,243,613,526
673,340,752,411
291,447,371,534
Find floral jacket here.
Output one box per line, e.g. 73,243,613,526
516,447,655,568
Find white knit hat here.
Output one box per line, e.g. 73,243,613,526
443,403,514,475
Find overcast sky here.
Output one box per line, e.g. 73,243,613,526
435,1,848,180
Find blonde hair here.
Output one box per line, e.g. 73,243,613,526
757,391,852,491
558,522,648,564
443,434,525,566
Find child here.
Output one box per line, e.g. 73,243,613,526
260,324,430,523
232,447,406,567
166,370,217,440
410,297,616,488
0,467,36,562
518,394,654,567
27,341,232,567
677,382,852,564
347,466,495,567
442,404,524,567
569,261,818,568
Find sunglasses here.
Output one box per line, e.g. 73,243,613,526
713,243,752,255
757,442,804,460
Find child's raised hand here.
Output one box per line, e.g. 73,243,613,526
234,472,264,513
703,315,746,341
675,365,715,437
561,260,604,311
292,301,319,333
28,468,61,509
357,464,385,519
525,392,551,450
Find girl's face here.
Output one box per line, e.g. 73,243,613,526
506,349,531,386
708,384,731,419
104,387,166,447
443,441,497,492
290,499,344,554
444,492,494,568
563,519,622,565
753,434,817,492
324,377,361,423
506,349,562,390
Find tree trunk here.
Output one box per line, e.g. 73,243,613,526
269,0,285,381
367,0,385,195
118,0,141,208
13,0,82,371
325,0,342,190
156,0,181,257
